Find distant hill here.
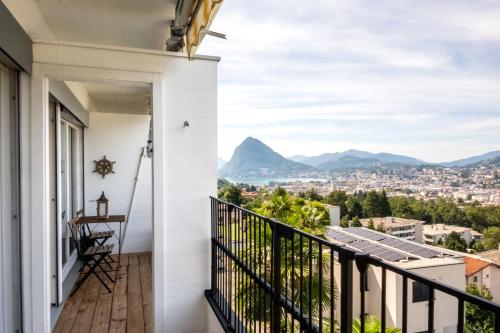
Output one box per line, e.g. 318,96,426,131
288,155,309,163
300,149,425,170
465,156,500,168
439,150,500,167
221,137,500,177
220,137,315,178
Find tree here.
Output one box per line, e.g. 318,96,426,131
301,188,323,202
352,315,401,333
376,221,386,233
298,201,331,235
378,190,392,217
363,190,381,217
350,216,362,227
444,231,467,252
325,190,348,216
340,216,350,228
346,196,363,219
481,227,500,250
219,184,242,206
260,192,293,222
465,284,495,333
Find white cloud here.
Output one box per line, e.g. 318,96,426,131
199,0,500,162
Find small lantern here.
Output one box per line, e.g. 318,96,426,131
96,191,109,219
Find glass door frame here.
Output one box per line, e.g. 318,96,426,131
55,103,83,304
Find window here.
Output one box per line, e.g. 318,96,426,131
412,281,429,303
473,276,478,283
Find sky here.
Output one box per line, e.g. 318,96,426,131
198,0,500,163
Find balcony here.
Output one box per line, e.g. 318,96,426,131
205,197,500,333
52,253,151,333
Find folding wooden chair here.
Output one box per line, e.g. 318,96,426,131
76,209,116,269
68,218,115,295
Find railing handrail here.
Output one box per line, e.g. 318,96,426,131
209,197,500,313
209,196,500,332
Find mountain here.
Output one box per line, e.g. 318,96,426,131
300,150,425,169
439,150,500,167
220,137,315,178
316,155,389,170
288,155,309,163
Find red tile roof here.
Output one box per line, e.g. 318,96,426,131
464,257,491,277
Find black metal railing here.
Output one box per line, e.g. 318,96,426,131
205,197,500,333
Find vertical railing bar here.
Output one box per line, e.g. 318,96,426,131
330,249,334,333
245,210,249,331
457,298,464,333
402,276,408,333
300,234,303,331
264,219,267,333
308,238,313,331
285,237,288,331
223,203,227,321
339,252,353,333
360,269,365,333
253,214,257,332
258,217,262,333
236,208,240,333
319,243,323,331
428,287,434,333
291,235,295,333
381,267,386,333
271,223,281,333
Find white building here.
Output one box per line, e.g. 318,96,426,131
423,224,478,246
326,204,341,226
0,1,223,332
326,227,465,333
360,217,424,242
465,250,500,304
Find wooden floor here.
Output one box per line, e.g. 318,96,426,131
53,253,152,333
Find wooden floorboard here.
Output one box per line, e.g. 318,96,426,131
53,253,151,333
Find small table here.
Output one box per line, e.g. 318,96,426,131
77,215,126,265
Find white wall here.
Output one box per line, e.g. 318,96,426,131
335,261,465,333
84,112,152,253
159,56,218,333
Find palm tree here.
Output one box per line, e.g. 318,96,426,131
234,222,336,331
352,315,401,333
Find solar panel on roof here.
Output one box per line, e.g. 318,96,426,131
325,229,357,244
327,227,446,261
345,227,386,241
348,240,408,262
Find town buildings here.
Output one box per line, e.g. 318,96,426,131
423,224,481,246
360,217,424,242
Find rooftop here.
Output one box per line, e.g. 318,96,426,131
325,227,462,268
423,223,471,235
463,256,491,277
360,216,424,228
479,249,500,266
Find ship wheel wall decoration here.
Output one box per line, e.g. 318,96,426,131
93,155,116,178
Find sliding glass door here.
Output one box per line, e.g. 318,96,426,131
53,102,83,305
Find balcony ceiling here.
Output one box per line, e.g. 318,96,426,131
35,0,178,50
76,81,151,115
